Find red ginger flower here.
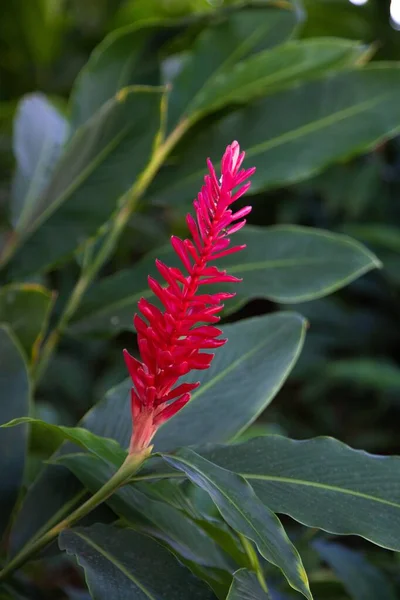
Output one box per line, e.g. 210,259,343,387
124,141,255,454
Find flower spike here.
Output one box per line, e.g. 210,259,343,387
124,141,255,454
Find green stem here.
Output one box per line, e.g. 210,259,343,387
33,117,190,384
0,450,149,582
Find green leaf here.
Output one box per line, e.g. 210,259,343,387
339,224,400,254
168,5,299,128
1,418,127,467
6,88,163,277
185,38,367,119
53,452,232,570
313,359,400,393
0,326,30,540
313,540,397,600
196,436,400,552
69,226,380,336
70,24,162,128
11,93,69,231
59,524,216,599
109,312,306,450
0,283,53,361
148,65,400,206
227,569,270,600
162,448,312,599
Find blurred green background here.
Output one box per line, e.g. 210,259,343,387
1,0,400,454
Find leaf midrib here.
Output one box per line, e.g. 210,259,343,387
70,530,158,600
134,471,400,509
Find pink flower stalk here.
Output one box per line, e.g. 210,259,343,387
124,141,255,454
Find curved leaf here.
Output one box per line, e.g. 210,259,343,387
227,569,270,600
0,326,30,540
109,312,306,450
70,23,163,128
200,436,400,552
148,65,400,206
1,418,127,467
11,94,69,230
163,449,312,599
59,524,216,599
0,283,53,361
187,38,366,119
7,88,163,277
69,226,379,336
168,5,300,127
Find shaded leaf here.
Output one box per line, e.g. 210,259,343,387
69,226,380,336
149,66,400,206
7,88,162,276
162,448,312,599
1,418,127,467
59,524,216,599
186,38,367,119
11,93,69,230
70,24,163,128
109,312,306,450
0,326,30,540
54,452,232,570
198,436,400,552
313,540,397,600
227,569,270,600
168,5,299,128
0,283,53,361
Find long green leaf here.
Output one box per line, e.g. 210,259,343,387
0,283,53,361
69,226,379,336
227,569,270,600
187,38,366,119
9,313,304,556
1,418,127,467
148,65,400,207
168,5,299,128
162,448,312,599
59,524,216,599
6,88,162,277
108,312,306,450
199,436,400,552
11,93,69,230
313,540,397,600
70,23,163,128
0,326,30,540
53,452,232,570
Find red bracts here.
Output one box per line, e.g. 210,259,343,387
124,141,255,453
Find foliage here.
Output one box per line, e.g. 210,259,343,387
1,1,400,599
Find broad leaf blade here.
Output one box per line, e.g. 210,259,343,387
69,226,379,336
1,418,127,467
7,88,162,277
107,312,306,450
227,569,270,600
200,436,400,552
70,24,162,128
313,540,397,600
0,326,30,540
0,284,53,361
188,38,366,118
54,452,231,570
163,449,312,599
149,65,400,206
11,94,69,230
168,5,299,127
59,524,216,599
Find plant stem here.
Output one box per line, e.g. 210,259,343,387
33,117,190,384
0,450,149,582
